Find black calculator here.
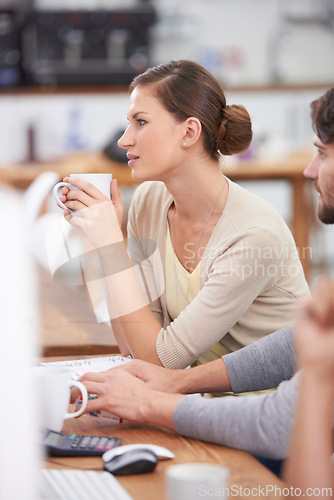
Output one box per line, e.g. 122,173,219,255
41,428,122,457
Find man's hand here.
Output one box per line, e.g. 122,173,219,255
295,276,334,382
71,370,184,429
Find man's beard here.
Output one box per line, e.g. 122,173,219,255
318,202,334,224
315,181,334,224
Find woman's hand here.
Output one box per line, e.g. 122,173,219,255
60,177,124,248
106,359,184,393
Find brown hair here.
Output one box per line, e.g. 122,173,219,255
130,60,252,160
311,88,334,144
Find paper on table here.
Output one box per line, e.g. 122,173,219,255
41,355,132,380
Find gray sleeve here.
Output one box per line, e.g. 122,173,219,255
224,325,295,393
174,373,299,459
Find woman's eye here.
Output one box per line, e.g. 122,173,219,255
137,119,146,126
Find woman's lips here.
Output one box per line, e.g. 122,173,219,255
127,154,139,167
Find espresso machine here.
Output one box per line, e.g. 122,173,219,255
3,0,156,87
0,8,22,86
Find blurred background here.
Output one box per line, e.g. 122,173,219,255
0,0,334,281
2,3,333,496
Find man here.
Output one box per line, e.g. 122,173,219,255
72,88,334,460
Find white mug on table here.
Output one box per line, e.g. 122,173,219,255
53,173,113,213
32,366,88,432
166,463,229,500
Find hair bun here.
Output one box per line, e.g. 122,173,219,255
217,104,253,156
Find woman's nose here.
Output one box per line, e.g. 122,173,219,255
118,127,132,150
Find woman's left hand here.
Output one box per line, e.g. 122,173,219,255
62,177,124,248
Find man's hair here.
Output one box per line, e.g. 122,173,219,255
311,88,334,144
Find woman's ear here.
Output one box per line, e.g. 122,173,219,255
182,117,202,147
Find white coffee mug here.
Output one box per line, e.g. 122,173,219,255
53,173,113,213
166,463,229,500
32,366,88,432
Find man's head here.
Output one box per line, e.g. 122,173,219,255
304,88,334,224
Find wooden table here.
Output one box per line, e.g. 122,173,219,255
38,265,118,357
0,149,315,278
44,401,286,499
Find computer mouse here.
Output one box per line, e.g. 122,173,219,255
103,448,158,475
102,443,175,462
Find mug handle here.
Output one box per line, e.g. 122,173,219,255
53,182,78,212
64,380,88,419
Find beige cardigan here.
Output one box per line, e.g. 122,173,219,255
127,179,309,369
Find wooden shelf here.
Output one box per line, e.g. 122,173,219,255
0,152,136,190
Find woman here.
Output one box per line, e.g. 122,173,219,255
60,60,309,368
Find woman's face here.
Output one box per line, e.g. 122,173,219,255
118,85,185,182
